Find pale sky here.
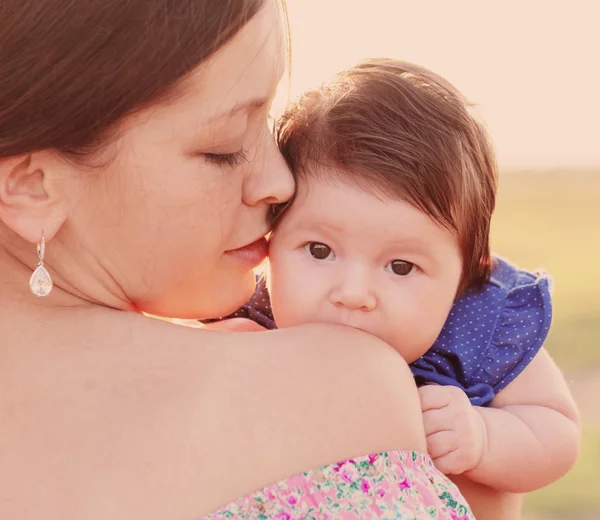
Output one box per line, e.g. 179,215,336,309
280,0,599,171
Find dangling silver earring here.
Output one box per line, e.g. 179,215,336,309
29,232,53,297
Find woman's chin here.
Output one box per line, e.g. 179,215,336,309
135,270,257,321
217,272,257,315
194,271,257,320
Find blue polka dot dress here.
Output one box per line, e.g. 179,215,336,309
204,256,553,407
411,256,553,406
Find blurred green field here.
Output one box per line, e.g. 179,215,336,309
490,171,600,519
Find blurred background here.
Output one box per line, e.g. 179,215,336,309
280,1,600,518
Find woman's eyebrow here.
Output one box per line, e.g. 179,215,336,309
205,97,268,123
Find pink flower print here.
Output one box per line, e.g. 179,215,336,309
202,451,475,519
450,513,471,520
361,479,371,493
398,477,411,490
339,462,359,483
334,459,355,473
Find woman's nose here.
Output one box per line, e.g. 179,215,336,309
243,132,295,207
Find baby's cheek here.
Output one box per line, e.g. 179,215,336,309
269,271,312,328
385,310,445,364
272,297,314,329
269,251,324,327
387,330,431,364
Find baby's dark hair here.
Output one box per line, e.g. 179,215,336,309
276,58,498,294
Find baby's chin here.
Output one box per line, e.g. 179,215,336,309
390,334,441,365
279,315,379,340
318,320,432,364
276,312,435,364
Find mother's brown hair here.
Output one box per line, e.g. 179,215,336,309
0,0,264,160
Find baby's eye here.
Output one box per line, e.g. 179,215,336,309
386,260,416,276
305,242,335,260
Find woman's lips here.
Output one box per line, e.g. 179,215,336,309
224,237,268,266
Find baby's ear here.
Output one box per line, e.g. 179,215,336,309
0,151,77,243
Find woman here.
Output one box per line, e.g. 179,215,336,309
0,0,473,518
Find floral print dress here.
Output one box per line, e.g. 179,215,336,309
202,451,474,519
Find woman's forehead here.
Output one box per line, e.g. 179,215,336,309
178,1,285,124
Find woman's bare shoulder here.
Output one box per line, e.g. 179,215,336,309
173,322,427,459
262,323,427,451
86,315,428,510
110,316,425,454
141,319,426,455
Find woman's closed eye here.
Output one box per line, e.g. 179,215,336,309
204,148,249,167
304,242,335,260
385,259,417,276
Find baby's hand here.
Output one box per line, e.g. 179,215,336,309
418,384,487,475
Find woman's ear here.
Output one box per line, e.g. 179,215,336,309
0,151,75,243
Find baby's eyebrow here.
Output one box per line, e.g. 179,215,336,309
383,237,437,257
292,220,344,234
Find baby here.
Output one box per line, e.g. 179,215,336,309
208,59,580,494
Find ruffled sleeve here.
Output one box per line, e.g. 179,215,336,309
410,257,553,407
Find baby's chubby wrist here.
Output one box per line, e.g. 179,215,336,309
465,407,490,474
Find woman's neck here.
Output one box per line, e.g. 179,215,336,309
0,228,130,313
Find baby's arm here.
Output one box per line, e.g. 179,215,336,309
464,347,580,492
420,348,580,493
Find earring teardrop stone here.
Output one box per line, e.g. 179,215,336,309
29,265,53,297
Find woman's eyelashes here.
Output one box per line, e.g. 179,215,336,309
203,148,249,167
